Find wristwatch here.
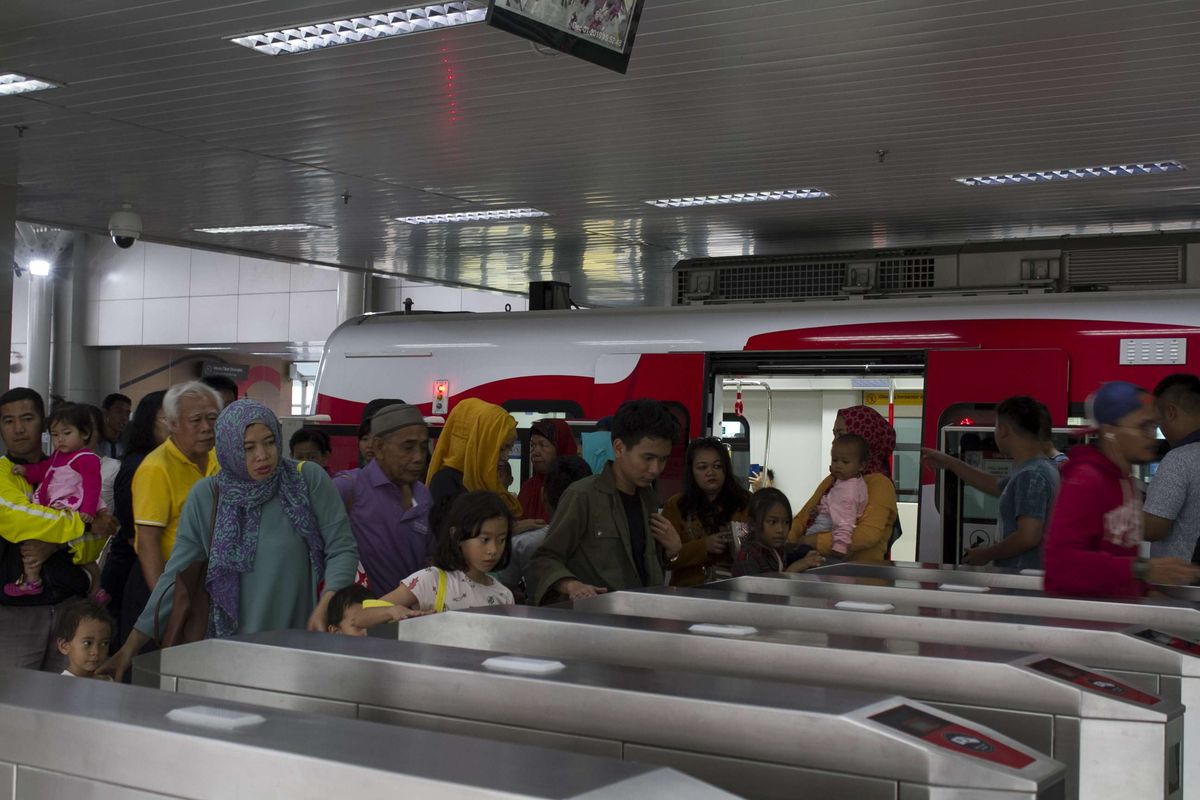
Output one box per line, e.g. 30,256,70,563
1132,558,1150,582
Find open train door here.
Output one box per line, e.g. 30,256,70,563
918,348,1070,562
593,352,708,500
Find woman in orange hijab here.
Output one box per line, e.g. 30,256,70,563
426,399,523,532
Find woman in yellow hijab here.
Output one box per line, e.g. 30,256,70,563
427,399,523,531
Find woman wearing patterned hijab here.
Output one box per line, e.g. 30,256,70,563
788,405,899,562
102,400,359,677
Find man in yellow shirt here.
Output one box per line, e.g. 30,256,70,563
131,382,221,596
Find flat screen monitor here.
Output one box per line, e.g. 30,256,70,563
487,0,646,74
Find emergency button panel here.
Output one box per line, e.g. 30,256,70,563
870,705,1035,768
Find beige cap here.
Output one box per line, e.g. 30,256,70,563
369,403,426,437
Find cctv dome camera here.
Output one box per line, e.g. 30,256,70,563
109,206,142,249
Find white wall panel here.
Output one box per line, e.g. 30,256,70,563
288,291,337,342
461,291,523,313
189,296,237,343
95,299,143,346
85,301,100,347
142,242,191,298
237,292,289,341
190,249,239,296
142,297,189,345
392,285,462,312
239,256,292,295
97,246,144,301
290,263,340,293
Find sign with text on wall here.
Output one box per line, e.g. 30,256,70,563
202,362,249,382
863,391,924,407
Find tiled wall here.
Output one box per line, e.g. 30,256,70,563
84,236,529,347
85,237,341,346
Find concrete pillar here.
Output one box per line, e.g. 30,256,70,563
25,266,52,403
0,184,13,394
336,270,366,322
51,234,100,403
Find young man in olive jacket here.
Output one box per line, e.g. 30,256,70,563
528,399,683,604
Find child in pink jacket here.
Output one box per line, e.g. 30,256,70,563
805,435,870,556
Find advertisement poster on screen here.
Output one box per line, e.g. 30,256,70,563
488,0,646,72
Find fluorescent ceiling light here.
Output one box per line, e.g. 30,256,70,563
230,2,486,56
194,224,329,234
956,160,1185,187
186,346,233,351
28,259,51,276
645,188,830,209
397,208,549,225
0,73,62,96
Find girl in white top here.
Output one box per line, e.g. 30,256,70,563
381,490,514,613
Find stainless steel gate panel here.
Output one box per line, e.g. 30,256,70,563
812,561,1045,591
0,667,735,800
145,631,1065,800
394,605,1180,799
709,573,1200,637
573,584,1200,799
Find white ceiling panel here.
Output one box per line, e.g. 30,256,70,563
2,0,1199,305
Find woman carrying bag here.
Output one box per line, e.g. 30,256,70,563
100,400,359,680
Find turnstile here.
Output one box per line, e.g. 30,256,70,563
813,560,1044,591
0,667,734,800
709,572,1200,637
575,586,1200,800
393,605,1180,799
138,631,1066,800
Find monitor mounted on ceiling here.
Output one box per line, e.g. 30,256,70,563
487,0,647,74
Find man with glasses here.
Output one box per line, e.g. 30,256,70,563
1144,374,1200,563
130,382,221,596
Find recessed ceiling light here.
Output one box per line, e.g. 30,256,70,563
956,160,1185,187
397,208,550,225
0,72,62,96
230,2,486,56
28,259,51,276
194,224,329,234
645,188,831,208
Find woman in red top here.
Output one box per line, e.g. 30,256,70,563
517,419,579,523
1044,381,1200,597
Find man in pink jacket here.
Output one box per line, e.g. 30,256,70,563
1044,381,1200,597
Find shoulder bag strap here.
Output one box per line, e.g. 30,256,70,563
153,482,219,642
434,568,447,613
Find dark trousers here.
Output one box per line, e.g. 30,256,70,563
101,536,138,648
0,600,71,671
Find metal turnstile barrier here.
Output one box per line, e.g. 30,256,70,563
136,630,1066,800
709,573,1200,638
574,585,1200,800
391,605,1179,799
812,560,1045,591
0,667,735,800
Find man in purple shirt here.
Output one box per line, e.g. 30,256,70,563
334,404,433,596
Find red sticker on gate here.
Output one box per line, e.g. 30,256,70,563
1135,629,1200,656
1029,658,1161,705
870,705,1035,768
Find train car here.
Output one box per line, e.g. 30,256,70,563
313,287,1200,563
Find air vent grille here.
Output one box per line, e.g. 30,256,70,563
1065,247,1182,286
877,257,936,290
679,262,849,304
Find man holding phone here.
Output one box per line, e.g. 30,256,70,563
527,399,683,603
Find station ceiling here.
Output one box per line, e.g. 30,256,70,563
2,0,1199,306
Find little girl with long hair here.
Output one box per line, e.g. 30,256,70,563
348,491,515,630
733,488,823,576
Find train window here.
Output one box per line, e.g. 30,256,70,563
501,401,583,489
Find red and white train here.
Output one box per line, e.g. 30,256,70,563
313,288,1200,560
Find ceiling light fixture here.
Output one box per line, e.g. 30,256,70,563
194,224,329,234
186,346,233,352
645,188,830,209
230,2,486,56
956,160,1185,187
0,73,62,96
28,259,51,277
396,208,549,225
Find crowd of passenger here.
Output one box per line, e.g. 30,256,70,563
1,372,1199,681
